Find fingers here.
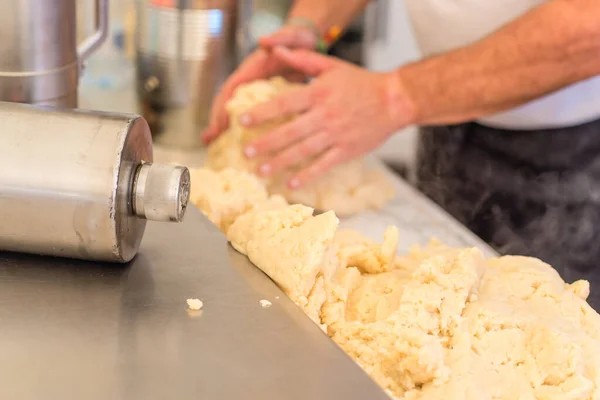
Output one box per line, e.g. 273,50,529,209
288,148,345,189
245,111,321,158
281,70,308,83
257,132,332,177
240,86,315,127
273,47,335,76
201,93,229,144
259,27,317,50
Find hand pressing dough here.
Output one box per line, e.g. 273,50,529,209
192,167,600,400
205,76,396,216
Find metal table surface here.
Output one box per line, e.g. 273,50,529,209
0,208,391,400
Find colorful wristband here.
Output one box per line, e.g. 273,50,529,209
286,17,342,54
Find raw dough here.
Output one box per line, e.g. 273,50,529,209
191,167,600,399
186,298,203,311
259,299,272,308
189,168,269,234
205,77,396,216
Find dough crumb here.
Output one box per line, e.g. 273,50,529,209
186,298,203,311
259,299,272,308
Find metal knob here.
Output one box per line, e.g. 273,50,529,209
133,163,191,222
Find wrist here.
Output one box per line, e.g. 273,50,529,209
382,70,418,130
286,16,342,53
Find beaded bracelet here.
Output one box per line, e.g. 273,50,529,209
286,16,342,53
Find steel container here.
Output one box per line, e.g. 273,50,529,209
0,101,191,263
0,0,109,108
135,0,236,149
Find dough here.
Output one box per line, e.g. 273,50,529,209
191,167,600,399
189,168,269,234
186,299,203,311
205,77,396,217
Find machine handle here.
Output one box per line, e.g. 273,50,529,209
77,0,110,64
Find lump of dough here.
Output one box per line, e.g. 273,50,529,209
205,76,396,216
334,226,400,274
189,168,269,233
227,203,340,309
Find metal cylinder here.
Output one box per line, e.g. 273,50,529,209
0,101,191,263
235,0,291,64
135,0,236,149
0,0,108,108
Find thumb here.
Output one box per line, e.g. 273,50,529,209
272,47,335,76
259,26,317,49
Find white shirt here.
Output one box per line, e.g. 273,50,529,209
403,0,600,130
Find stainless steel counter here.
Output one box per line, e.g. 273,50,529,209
0,208,391,400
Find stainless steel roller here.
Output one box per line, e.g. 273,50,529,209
0,101,191,263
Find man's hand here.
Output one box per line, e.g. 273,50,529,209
200,26,317,145
240,47,415,189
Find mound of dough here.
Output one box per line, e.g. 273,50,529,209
205,77,396,216
192,167,600,399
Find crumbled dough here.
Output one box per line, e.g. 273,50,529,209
259,299,272,308
193,167,600,400
189,168,269,234
227,203,339,312
186,298,203,311
205,77,396,216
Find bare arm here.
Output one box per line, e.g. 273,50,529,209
394,0,600,126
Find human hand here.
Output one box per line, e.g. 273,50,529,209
201,25,318,145
240,47,415,189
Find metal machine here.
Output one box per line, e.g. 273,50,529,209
0,101,190,263
0,0,109,108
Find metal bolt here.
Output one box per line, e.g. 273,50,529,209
132,162,191,222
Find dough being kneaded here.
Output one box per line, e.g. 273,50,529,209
205,77,396,216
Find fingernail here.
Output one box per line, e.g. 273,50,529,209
240,114,252,126
244,146,256,158
258,164,272,176
288,177,301,189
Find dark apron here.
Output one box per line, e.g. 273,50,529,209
416,118,600,310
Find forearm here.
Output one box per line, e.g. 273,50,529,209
395,0,600,126
287,0,371,34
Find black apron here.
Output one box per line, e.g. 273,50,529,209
416,118,600,310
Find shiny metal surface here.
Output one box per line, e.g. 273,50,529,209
0,101,189,263
0,0,108,108
0,207,390,400
135,0,236,149
133,163,191,222
235,0,291,63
